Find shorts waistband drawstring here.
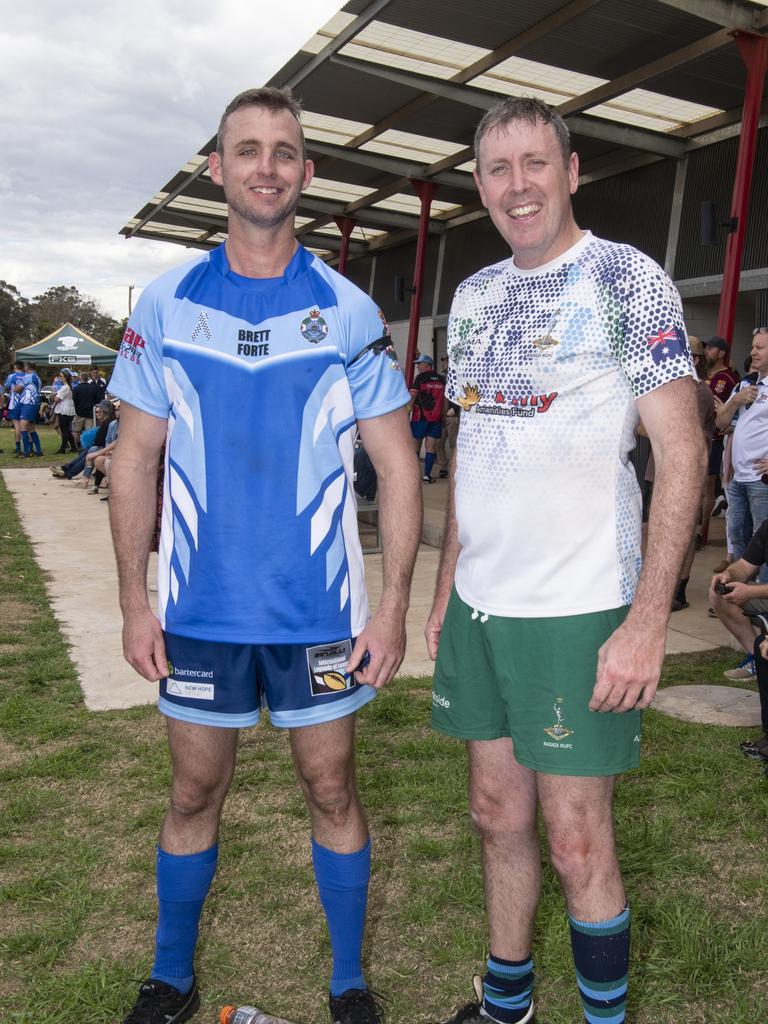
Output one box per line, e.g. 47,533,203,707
471,608,489,623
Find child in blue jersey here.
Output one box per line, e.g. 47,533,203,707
109,87,421,1024
17,362,43,458
4,360,25,455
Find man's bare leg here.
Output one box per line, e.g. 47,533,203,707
291,714,373,1003
468,738,540,960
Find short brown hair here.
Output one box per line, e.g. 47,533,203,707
216,86,305,158
474,96,571,169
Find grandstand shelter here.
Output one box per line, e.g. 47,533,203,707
121,0,768,379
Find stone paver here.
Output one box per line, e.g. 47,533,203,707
652,684,761,727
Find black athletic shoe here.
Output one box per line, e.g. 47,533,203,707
123,977,200,1024
437,978,534,1024
329,988,385,1024
739,735,767,753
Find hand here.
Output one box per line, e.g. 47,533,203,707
425,596,449,660
122,607,168,681
735,385,758,406
712,570,732,588
721,580,754,607
345,605,406,689
753,457,768,476
589,620,665,713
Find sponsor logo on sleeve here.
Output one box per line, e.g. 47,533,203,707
307,640,354,696
119,326,146,365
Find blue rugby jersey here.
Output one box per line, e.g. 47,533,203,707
109,243,408,643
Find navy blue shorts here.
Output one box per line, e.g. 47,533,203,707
18,403,39,422
8,406,21,421
159,632,375,729
411,420,442,441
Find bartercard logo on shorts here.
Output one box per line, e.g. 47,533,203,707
166,663,215,700
307,641,352,696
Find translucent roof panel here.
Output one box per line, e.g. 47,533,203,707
300,11,357,55
168,196,228,217
361,129,467,165
468,56,605,104
304,176,374,203
303,111,373,146
586,89,723,132
371,193,461,215
340,21,488,80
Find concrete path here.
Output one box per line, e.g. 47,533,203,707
3,468,759,725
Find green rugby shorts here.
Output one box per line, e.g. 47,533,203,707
431,589,641,777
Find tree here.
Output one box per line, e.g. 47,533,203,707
29,285,120,347
0,281,32,367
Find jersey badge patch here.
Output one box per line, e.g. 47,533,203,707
307,640,353,696
647,325,685,364
300,308,329,344
543,698,574,742
191,310,213,344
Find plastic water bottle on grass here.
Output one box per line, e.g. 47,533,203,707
220,1005,298,1024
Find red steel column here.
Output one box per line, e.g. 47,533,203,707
334,216,357,276
405,180,436,387
717,33,768,348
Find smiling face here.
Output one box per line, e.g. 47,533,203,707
208,105,313,232
474,117,581,270
751,332,768,376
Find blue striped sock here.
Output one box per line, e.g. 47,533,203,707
482,953,534,1023
569,905,629,1024
151,844,218,993
424,451,436,477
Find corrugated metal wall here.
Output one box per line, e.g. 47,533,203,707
675,126,768,280
573,160,676,266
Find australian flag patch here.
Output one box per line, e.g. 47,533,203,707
647,325,685,364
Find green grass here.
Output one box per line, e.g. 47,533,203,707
0,424,63,469
0,471,766,1023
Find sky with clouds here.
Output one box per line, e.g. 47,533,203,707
2,0,343,323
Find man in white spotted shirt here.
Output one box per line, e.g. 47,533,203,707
426,96,706,1024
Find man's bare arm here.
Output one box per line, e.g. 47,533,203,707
590,376,707,712
348,406,422,688
715,384,754,432
425,455,461,660
108,402,168,682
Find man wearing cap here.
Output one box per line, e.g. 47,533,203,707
698,336,740,548
409,354,446,482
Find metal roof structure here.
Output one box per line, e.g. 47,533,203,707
121,0,768,264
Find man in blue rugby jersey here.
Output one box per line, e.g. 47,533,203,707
108,87,421,1024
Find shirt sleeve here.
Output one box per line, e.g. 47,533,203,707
107,281,170,418
337,283,409,421
608,250,695,399
744,518,768,567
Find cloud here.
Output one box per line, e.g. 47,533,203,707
0,0,342,318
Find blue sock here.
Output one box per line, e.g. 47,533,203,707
151,844,218,993
424,451,436,477
482,954,535,1023
14,439,20,453
312,837,371,996
21,431,31,455
30,431,41,454
569,905,629,1024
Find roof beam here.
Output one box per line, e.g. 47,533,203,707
127,162,209,238
306,136,475,188
556,28,733,117
652,0,768,31
273,0,397,89
329,54,687,157
299,193,445,232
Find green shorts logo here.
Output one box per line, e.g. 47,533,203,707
544,697,574,741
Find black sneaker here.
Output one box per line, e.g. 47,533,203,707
742,739,768,761
739,734,767,753
123,977,200,1023
329,988,385,1024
